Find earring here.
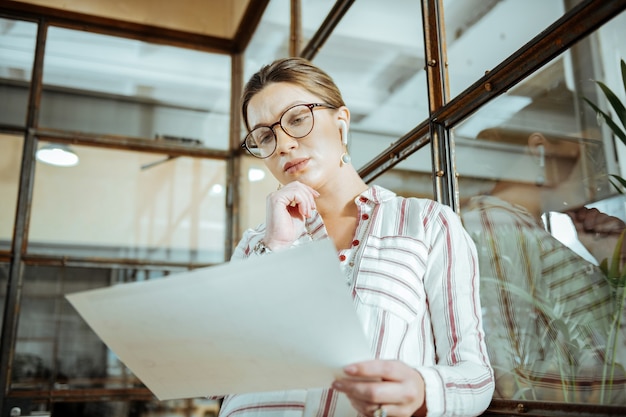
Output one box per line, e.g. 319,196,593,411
536,144,545,186
338,120,351,166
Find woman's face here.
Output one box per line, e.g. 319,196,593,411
246,82,348,189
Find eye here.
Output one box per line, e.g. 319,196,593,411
254,129,274,146
284,107,312,128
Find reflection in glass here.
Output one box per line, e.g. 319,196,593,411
455,29,626,403
40,26,231,149
29,143,227,264
0,18,37,127
239,156,275,233
445,0,567,99
370,149,434,200
0,135,23,251
12,266,184,394
0,263,7,330
314,0,426,161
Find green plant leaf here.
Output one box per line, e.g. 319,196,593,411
610,174,626,192
608,229,626,282
596,80,626,131
583,98,626,145
609,178,625,194
622,59,626,104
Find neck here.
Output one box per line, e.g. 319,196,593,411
490,181,543,220
315,168,368,219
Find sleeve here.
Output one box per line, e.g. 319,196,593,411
417,204,494,417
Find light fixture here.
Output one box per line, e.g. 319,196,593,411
36,143,79,167
248,167,266,182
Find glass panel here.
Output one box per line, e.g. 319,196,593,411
0,263,7,330
41,27,231,149
314,0,427,167
12,265,174,394
0,18,37,127
238,155,275,235
49,398,220,417
455,15,626,405
371,149,435,200
245,0,336,74
0,134,23,251
28,143,226,264
444,0,569,99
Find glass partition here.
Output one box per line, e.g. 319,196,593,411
0,17,37,128
0,263,7,330
28,143,227,264
0,134,23,251
238,155,274,235
371,148,435,200
40,27,231,149
313,0,427,168
445,0,574,100
12,265,168,391
455,16,626,405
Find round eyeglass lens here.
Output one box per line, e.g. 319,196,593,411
245,127,275,158
281,104,315,138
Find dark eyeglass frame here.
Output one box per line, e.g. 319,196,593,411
241,102,335,159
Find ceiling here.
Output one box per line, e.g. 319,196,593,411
1,0,624,174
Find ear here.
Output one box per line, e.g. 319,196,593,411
527,132,547,157
336,106,350,145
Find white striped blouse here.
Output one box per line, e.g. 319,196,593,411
219,185,494,417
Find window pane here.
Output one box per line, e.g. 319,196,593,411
41,27,231,149
371,148,435,200
12,265,176,394
312,0,427,168
29,144,226,264
0,134,23,251
238,156,274,235
245,0,337,73
455,13,626,405
0,18,37,127
0,263,7,329
445,0,571,99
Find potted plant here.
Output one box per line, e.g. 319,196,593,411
583,58,626,403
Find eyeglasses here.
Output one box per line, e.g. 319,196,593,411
241,103,334,159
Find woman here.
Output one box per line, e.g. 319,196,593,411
220,57,494,417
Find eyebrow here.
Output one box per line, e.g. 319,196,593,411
250,101,309,131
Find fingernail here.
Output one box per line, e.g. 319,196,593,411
343,365,357,374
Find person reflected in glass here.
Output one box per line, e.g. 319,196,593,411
460,127,626,404
217,57,494,417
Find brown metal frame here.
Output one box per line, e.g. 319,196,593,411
2,0,626,414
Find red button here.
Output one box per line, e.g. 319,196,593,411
359,196,367,202
339,254,346,261
361,213,369,220
352,240,360,246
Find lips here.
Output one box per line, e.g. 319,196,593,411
283,158,309,174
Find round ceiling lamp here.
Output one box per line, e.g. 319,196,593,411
36,144,79,167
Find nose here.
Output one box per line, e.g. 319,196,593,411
274,127,298,155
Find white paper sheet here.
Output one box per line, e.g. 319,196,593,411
65,239,372,400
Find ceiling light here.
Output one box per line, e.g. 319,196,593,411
36,144,79,167
248,167,265,182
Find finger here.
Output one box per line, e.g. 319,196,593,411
342,360,408,382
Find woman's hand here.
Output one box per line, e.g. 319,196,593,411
332,360,426,417
566,206,626,262
263,181,319,250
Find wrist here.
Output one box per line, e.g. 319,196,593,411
252,240,272,255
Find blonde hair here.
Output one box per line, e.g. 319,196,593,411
241,57,345,131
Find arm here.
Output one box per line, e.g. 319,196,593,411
332,202,494,417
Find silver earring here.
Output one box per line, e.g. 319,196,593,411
339,121,351,166
536,144,545,186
